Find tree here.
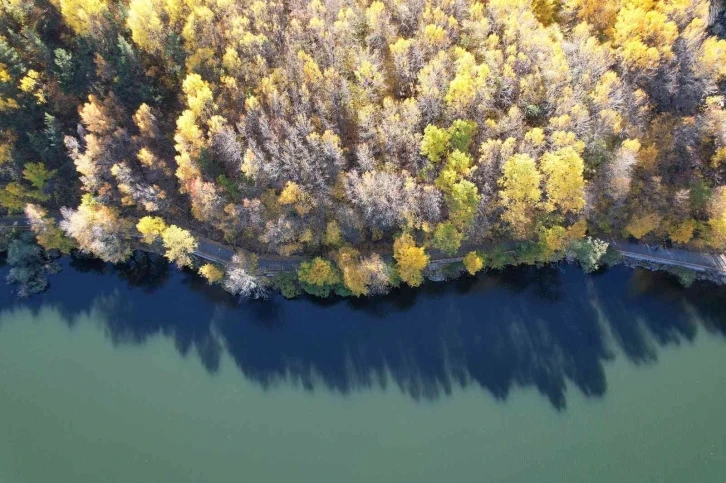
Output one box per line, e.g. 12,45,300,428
324,220,342,246
335,247,369,297
345,170,415,232
393,233,429,287
271,272,302,299
447,120,477,153
60,195,133,263
128,0,169,56
298,257,341,297
223,253,266,300
58,0,109,36
463,251,484,275
433,222,463,255
708,187,726,248
358,253,392,295
0,162,56,213
137,216,167,244
669,219,696,245
499,154,542,238
278,181,311,215
161,225,197,268
612,3,678,72
6,232,59,298
606,139,640,203
532,0,560,25
540,147,586,214
625,212,662,240
0,183,37,213
567,0,620,36
447,180,480,228
23,163,56,192
420,124,450,162
569,237,609,273
199,263,224,284
26,204,75,254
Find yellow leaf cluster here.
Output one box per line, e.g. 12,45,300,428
393,234,429,287
199,264,225,284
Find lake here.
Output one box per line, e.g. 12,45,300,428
1,254,725,483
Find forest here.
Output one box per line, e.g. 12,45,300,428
2,0,726,298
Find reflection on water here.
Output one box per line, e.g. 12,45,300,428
1,251,725,409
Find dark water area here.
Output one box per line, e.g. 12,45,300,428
1,254,726,483
2,253,725,409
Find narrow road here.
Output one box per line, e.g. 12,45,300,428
609,239,726,275
194,238,302,273
0,216,30,227
3,215,725,278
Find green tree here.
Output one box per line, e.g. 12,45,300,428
433,222,463,255
569,237,609,273
447,119,477,152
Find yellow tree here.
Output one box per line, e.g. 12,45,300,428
463,251,484,275
128,0,168,55
625,212,662,239
199,264,224,284
499,154,542,238
393,233,429,287
532,0,560,25
336,247,369,297
137,216,167,244
278,181,312,215
298,257,340,287
565,0,621,37
420,125,450,163
540,147,586,214
297,257,341,297
612,2,678,72
161,225,197,267
669,219,696,245
57,0,109,36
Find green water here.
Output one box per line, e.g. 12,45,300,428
1,301,725,483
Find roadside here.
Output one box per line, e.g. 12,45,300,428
2,216,725,283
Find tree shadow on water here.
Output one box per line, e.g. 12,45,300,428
0,257,724,410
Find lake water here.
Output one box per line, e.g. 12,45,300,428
1,254,725,483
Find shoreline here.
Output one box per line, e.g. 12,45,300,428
2,216,726,299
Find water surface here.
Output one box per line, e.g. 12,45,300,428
1,255,725,482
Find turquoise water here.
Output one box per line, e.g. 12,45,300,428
0,258,725,482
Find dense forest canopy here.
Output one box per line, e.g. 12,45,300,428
2,0,726,297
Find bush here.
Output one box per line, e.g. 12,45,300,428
668,266,697,288
6,232,60,297
272,272,302,299
569,237,609,273
600,245,623,267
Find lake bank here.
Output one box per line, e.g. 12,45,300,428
3,216,726,300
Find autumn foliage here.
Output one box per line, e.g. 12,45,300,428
3,0,726,295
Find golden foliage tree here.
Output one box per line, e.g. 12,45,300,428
393,233,429,287
136,216,167,244
161,225,197,268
